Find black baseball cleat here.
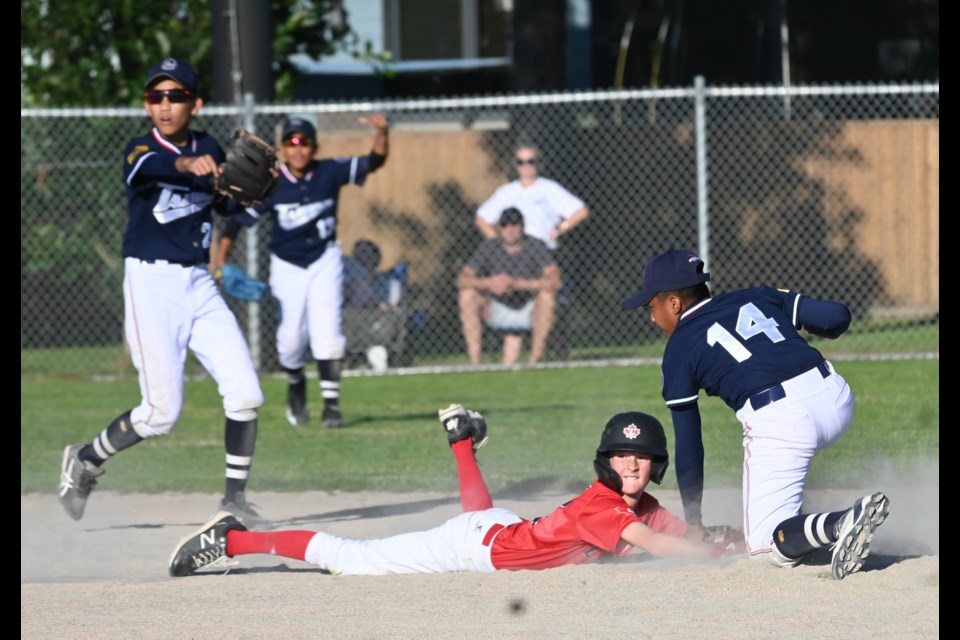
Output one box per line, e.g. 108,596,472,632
437,404,489,451
830,492,890,580
322,404,346,428
58,444,105,521
169,511,247,577
286,379,309,427
218,491,271,529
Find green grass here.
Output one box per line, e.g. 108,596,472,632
22,359,938,497
20,318,939,378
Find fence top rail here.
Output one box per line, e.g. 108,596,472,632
22,82,940,119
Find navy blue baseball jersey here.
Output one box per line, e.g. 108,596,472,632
123,129,237,264
247,157,373,268
661,286,826,411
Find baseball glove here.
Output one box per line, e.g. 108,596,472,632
215,128,279,207
217,263,268,302
703,524,746,557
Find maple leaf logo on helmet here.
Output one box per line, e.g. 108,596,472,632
622,423,641,439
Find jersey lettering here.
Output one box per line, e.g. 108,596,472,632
152,183,214,224
706,303,785,363
315,216,336,241
276,199,334,231
201,221,212,249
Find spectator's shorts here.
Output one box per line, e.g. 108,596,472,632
487,298,534,332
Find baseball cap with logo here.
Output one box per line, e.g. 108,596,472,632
622,249,711,309
281,117,318,143
144,58,198,93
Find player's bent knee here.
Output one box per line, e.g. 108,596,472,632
133,401,183,437
225,407,258,422
136,418,177,438
223,389,264,422
752,544,801,568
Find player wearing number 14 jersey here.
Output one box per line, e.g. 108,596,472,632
623,249,890,580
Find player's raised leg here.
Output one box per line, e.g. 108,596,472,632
58,411,145,520
438,404,492,512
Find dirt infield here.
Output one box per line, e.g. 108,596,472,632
22,485,938,640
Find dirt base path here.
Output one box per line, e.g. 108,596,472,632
22,485,938,639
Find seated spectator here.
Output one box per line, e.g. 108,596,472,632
457,207,562,365
342,240,406,371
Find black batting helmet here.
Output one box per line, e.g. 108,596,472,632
593,412,670,491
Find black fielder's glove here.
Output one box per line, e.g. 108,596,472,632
215,128,279,207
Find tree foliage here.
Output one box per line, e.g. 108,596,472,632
21,0,362,107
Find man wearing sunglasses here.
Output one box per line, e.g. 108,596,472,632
475,146,590,251
216,114,389,429
58,58,268,528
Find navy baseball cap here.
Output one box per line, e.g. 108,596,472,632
499,207,524,226
282,118,318,142
144,57,198,93
622,249,710,309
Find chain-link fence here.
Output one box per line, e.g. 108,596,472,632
21,81,939,378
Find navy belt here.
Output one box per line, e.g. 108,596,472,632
747,361,831,411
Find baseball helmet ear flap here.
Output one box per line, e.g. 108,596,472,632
594,455,623,492
594,412,670,488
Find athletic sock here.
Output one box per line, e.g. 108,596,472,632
317,359,342,408
82,410,142,465
772,509,849,559
224,418,257,502
282,366,306,385
227,529,315,560
452,438,493,512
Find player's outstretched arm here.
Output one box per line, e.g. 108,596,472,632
620,522,722,559
671,405,706,526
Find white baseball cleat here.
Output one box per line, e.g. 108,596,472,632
830,492,890,580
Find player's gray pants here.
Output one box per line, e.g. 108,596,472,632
304,508,522,575
734,361,854,565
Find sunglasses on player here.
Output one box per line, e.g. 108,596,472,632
143,89,194,104
515,157,537,166
282,134,315,147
